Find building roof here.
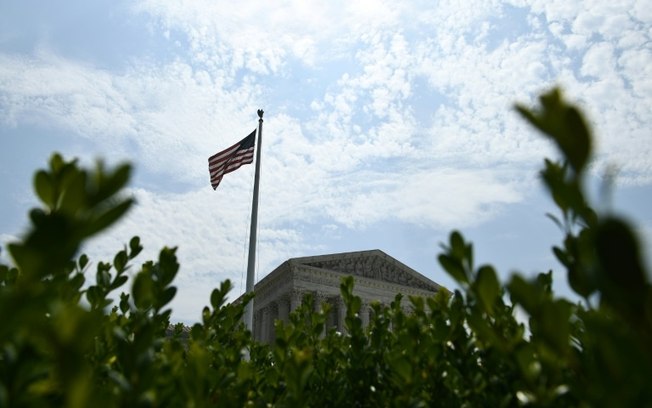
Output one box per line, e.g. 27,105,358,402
255,249,441,297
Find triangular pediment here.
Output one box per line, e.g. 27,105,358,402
289,250,440,292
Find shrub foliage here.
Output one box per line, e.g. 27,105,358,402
1,89,651,407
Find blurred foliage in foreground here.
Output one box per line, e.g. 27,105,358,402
1,88,651,407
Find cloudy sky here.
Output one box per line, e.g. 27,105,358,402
1,0,651,322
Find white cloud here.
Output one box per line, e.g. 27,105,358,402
0,50,264,184
3,1,650,187
131,0,409,74
581,42,615,79
325,167,523,229
619,47,652,97
0,51,136,137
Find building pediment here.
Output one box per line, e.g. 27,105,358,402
289,250,440,292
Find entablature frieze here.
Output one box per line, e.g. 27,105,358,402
302,255,439,292
293,264,437,300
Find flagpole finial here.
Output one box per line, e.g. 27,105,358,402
257,109,264,119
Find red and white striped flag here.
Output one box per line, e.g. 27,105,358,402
208,129,256,189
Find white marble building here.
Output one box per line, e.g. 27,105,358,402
251,249,442,343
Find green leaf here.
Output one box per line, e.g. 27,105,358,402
157,247,179,286
438,254,467,284
517,89,592,175
514,345,540,383
210,288,224,309
86,285,100,307
473,265,501,314
450,231,466,259
595,217,647,315
78,253,89,271
507,275,539,314
562,106,591,174
83,199,134,238
129,236,142,258
157,286,177,310
111,275,128,290
113,250,128,273
389,355,413,383
534,300,573,357
28,208,47,227
201,306,211,325
552,246,572,270
58,170,86,215
34,170,55,209
567,264,595,299
49,152,65,172
467,306,494,343
133,272,154,310
564,232,597,298
70,273,85,291
99,268,111,287
0,265,19,285
90,163,132,206
119,292,130,313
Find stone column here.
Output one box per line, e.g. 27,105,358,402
313,293,327,338
313,292,324,313
267,302,278,343
326,297,337,330
277,295,290,324
360,302,369,328
254,309,262,342
337,297,347,335
290,290,303,312
368,304,376,328
261,305,271,343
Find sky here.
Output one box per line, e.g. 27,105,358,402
1,0,651,323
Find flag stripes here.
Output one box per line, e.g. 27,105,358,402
208,129,256,189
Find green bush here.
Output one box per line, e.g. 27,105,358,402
1,88,650,407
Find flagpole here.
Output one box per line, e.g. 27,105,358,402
244,109,264,335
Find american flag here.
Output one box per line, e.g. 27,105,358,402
208,129,256,189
